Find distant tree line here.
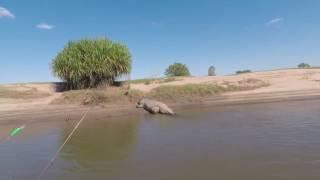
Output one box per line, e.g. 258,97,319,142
236,69,252,74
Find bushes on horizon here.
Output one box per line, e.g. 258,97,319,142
165,62,191,77
297,63,311,69
208,66,216,76
52,38,132,90
236,69,252,74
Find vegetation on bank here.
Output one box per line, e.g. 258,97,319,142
148,79,268,102
52,38,131,90
52,78,268,105
51,87,143,105
148,84,226,102
130,77,180,85
130,78,161,84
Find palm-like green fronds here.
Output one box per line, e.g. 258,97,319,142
52,38,132,89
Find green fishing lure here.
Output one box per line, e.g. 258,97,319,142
10,126,25,137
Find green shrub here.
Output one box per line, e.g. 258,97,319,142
165,62,191,77
52,38,132,90
297,63,311,68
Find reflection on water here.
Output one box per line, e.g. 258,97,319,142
62,118,138,162
1,99,320,180
50,117,140,179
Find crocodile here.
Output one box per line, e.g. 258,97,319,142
136,98,175,115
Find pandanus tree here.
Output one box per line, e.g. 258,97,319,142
52,38,132,90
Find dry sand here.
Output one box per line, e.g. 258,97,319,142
0,83,62,112
131,68,320,92
1,68,320,121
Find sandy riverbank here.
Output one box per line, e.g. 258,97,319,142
1,68,320,122
1,88,320,123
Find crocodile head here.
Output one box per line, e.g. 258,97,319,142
136,98,145,108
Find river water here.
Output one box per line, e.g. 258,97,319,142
1,99,320,180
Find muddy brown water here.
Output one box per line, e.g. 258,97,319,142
1,99,320,180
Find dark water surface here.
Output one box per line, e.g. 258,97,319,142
1,99,320,180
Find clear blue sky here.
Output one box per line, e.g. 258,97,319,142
1,0,320,83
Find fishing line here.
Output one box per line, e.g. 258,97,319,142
37,107,91,180
0,89,89,145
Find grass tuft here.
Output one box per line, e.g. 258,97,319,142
130,78,159,84
130,77,180,85
148,84,227,102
